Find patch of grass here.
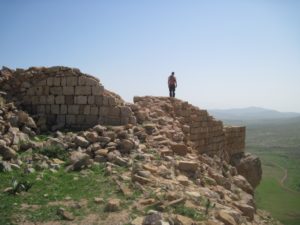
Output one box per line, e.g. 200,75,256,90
0,164,125,224
31,134,50,142
255,177,300,225
249,147,300,225
171,204,205,221
33,145,68,160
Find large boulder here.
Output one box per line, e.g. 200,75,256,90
0,140,17,160
230,152,262,188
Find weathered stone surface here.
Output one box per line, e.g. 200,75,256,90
231,152,262,188
75,86,91,95
177,175,189,186
69,151,91,171
172,214,195,225
0,145,17,160
57,207,74,221
63,86,74,95
104,198,121,212
232,175,254,194
171,144,188,156
217,210,237,225
119,139,135,153
74,136,89,147
234,202,255,220
143,212,162,225
177,161,198,172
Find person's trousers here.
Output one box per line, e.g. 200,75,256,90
169,85,176,97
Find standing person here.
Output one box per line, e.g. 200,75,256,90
168,72,177,97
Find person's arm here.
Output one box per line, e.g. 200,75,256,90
175,77,177,87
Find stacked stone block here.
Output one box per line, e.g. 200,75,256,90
0,66,136,130
224,126,246,156
172,100,225,155
133,96,245,158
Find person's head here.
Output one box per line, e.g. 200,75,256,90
171,72,175,76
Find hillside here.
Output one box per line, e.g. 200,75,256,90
209,107,300,121
240,116,300,225
0,66,280,225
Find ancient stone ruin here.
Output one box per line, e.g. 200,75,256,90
0,66,136,130
0,66,270,224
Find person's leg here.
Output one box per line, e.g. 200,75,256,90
171,86,175,97
169,86,172,97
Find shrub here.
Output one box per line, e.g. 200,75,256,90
34,145,68,160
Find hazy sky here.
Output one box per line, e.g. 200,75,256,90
1,0,300,112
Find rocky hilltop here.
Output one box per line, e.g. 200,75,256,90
0,66,280,225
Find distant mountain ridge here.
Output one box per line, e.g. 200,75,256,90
208,106,300,121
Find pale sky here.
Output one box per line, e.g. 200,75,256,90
1,0,300,112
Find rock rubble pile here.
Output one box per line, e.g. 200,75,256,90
0,66,277,225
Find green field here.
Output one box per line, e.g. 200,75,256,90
244,117,300,225
0,165,140,225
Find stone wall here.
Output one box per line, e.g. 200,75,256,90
170,100,226,155
132,96,245,158
0,66,136,130
224,126,245,156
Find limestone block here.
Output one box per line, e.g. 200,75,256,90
47,77,54,86
75,86,91,95
99,107,109,116
78,76,86,85
120,106,132,117
88,96,95,104
53,77,61,86
86,77,99,86
50,87,62,95
78,76,97,86
23,96,31,105
66,115,76,125
35,86,44,95
66,76,78,86
108,97,117,106
120,117,129,125
55,96,65,104
95,96,102,105
43,86,50,95
46,114,56,125
60,105,67,114
37,105,45,114
37,79,47,86
57,115,66,125
106,118,120,125
76,115,85,124
109,107,120,117
32,96,39,105
61,77,67,86
51,105,60,114
63,86,74,95
74,96,87,104
102,96,109,106
85,115,98,125
90,106,98,115
47,95,55,104
83,105,90,115
26,88,35,95
92,85,104,95
39,96,47,104
129,116,137,125
45,105,51,114
68,105,79,114
65,96,74,104
31,105,37,114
